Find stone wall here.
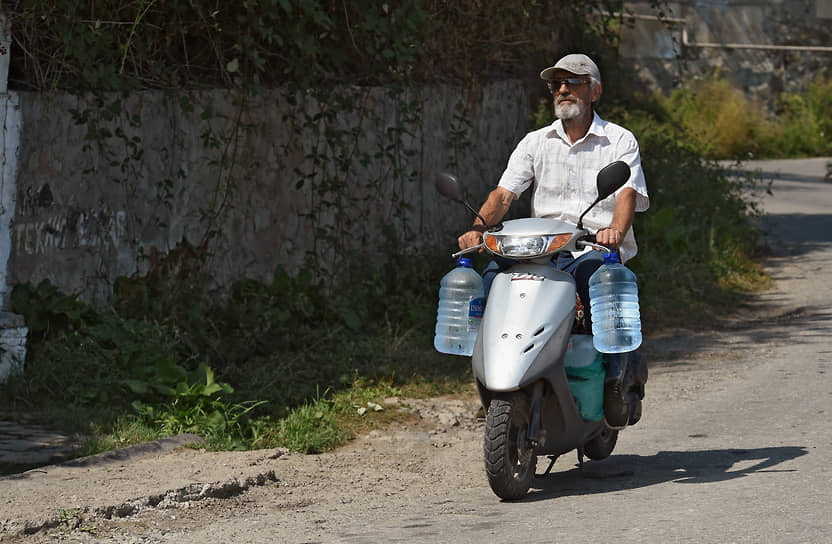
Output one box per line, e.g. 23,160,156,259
619,0,832,99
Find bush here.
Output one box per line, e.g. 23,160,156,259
773,77,832,157
623,73,832,160
0,253,470,454
7,0,621,91
627,129,768,322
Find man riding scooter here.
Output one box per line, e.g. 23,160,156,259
457,53,650,426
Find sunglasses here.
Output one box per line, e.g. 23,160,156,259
547,77,590,90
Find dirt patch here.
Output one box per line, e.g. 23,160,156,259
0,394,486,542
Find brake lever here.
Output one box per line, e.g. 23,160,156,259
452,244,484,259
576,234,611,254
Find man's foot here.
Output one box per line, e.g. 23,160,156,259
603,353,630,427
603,352,647,427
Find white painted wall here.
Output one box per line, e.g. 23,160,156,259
0,12,27,383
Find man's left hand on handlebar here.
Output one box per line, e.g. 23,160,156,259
596,226,624,249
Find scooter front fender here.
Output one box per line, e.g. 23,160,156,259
473,263,576,391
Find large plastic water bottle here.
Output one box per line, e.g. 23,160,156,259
434,257,484,356
589,253,642,353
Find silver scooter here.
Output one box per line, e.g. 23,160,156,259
436,161,645,500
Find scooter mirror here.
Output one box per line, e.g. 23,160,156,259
595,161,631,200
576,161,632,230
435,172,465,203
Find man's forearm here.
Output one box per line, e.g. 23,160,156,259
458,187,516,250
596,187,637,249
609,187,637,235
473,187,515,228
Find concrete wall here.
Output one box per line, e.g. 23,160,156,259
619,0,832,98
8,83,529,305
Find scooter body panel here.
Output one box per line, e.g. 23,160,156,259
472,260,606,457
473,263,575,391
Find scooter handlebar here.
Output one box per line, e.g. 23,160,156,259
576,234,612,254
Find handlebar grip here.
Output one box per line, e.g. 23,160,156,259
584,233,597,244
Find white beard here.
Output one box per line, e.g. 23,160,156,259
555,100,585,120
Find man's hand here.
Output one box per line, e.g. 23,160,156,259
596,227,624,249
456,187,515,252
597,187,636,250
458,229,485,252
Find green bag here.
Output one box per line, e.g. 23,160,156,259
565,352,604,422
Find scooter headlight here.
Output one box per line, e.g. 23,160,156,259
484,233,572,258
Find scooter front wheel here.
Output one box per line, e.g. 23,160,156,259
484,393,537,500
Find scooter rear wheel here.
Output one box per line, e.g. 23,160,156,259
583,424,618,460
484,393,537,500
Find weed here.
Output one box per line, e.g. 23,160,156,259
74,417,161,457
58,508,80,524
662,74,768,159
773,77,832,157
271,391,346,454
1,253,467,455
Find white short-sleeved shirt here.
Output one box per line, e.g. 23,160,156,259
497,112,650,262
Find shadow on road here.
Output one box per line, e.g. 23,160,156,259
727,168,829,185
645,303,832,371
523,446,807,502
762,212,832,253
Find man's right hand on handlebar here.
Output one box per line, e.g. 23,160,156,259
457,187,516,252
457,227,485,252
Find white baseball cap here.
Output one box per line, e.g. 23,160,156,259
540,53,601,84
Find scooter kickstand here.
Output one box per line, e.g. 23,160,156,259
577,448,585,472
537,455,559,478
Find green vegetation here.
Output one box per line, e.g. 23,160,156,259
616,74,831,315
533,71,832,161
638,73,832,159
7,0,618,91
2,258,470,455
626,132,770,322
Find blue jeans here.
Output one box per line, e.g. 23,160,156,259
481,251,606,327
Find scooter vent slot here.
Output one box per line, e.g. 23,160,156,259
523,343,535,354
533,326,545,337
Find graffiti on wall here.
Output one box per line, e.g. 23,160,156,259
15,184,129,255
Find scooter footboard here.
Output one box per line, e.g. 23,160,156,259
536,369,604,456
